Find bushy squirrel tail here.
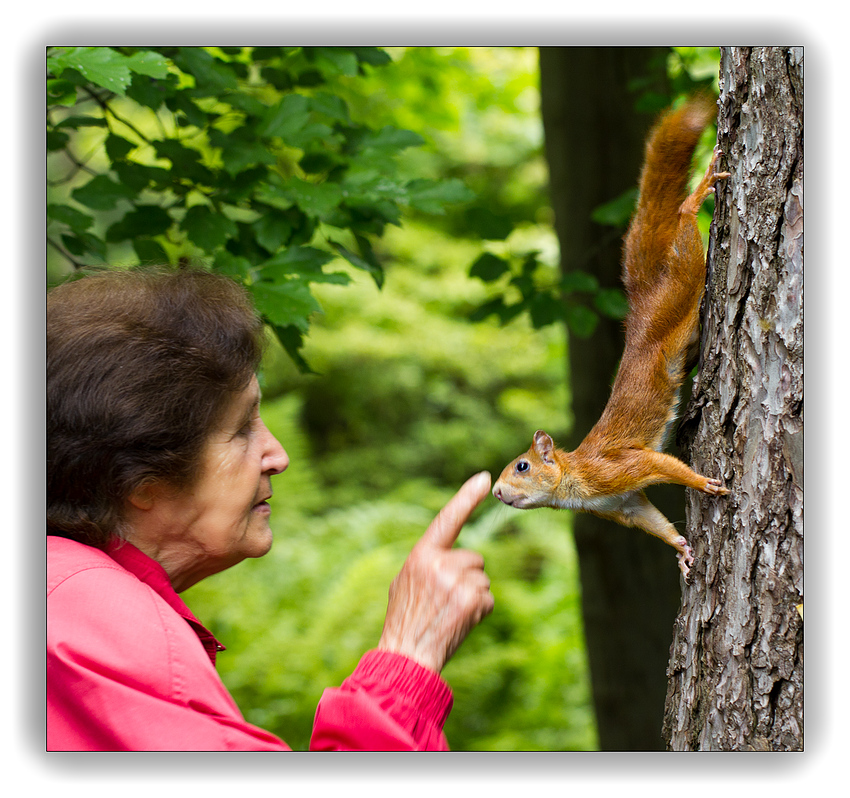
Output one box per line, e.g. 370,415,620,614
623,95,716,296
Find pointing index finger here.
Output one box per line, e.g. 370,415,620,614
420,471,492,550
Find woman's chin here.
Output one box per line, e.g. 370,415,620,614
247,521,274,559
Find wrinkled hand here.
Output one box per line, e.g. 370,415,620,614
377,471,495,674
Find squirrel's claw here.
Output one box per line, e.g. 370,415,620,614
677,541,695,579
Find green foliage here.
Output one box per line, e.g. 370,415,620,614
668,47,724,93
47,46,472,368
468,250,627,339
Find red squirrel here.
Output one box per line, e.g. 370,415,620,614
492,97,730,578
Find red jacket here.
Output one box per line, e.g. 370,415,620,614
47,536,453,751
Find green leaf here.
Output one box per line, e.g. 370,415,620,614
224,91,268,118
250,47,288,62
330,238,383,288
306,270,351,286
529,293,564,328
173,47,238,92
166,91,208,127
104,134,135,161
468,297,522,325
213,250,252,281
344,198,401,234
341,174,409,206
312,48,359,77
250,279,321,331
47,79,77,106
61,231,107,260
126,73,173,111
47,203,94,232
105,205,172,241
360,126,424,153
269,324,316,374
593,287,629,320
561,270,599,294
406,178,474,214
310,92,350,122
112,161,170,192
183,205,238,250
258,94,310,139
153,139,200,166
465,207,514,241
220,140,276,177
286,122,337,150
47,129,70,151
469,252,510,282
299,151,337,174
348,47,392,67
281,177,343,219
257,245,335,281
55,115,108,129
591,187,637,227
71,174,136,210
564,304,599,338
124,51,170,79
252,211,294,254
153,140,215,184
48,47,133,94
133,238,170,265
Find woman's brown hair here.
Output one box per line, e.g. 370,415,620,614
47,268,265,547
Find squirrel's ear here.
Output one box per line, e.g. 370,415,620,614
533,430,555,461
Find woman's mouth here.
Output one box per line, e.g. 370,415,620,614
252,498,271,514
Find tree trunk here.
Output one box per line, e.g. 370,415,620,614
663,47,803,751
539,46,686,751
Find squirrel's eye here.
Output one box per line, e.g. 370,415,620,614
516,460,529,473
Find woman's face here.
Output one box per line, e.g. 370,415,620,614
130,375,289,590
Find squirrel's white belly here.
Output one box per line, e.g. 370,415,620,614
554,492,636,513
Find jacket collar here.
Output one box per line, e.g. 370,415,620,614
106,538,226,666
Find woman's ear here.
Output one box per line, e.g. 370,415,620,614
127,480,157,511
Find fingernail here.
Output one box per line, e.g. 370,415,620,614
473,471,491,490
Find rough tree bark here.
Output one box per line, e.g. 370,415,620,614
539,47,685,750
663,47,803,751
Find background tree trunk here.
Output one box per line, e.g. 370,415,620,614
539,46,687,751
663,46,803,751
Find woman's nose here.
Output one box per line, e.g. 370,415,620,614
261,420,289,475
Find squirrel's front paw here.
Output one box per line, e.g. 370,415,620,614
703,478,729,496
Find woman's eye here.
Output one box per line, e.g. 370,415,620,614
516,460,529,474
236,419,254,437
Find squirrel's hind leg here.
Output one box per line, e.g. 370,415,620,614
679,147,731,216
592,491,695,578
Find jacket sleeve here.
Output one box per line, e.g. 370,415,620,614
309,649,453,751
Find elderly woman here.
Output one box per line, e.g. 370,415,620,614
47,268,494,751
